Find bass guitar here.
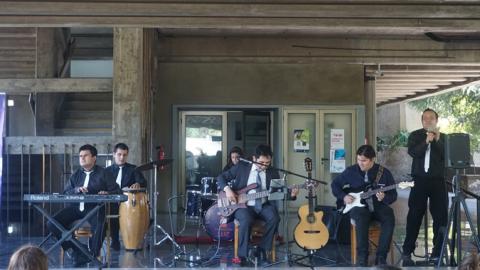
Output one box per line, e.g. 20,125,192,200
294,157,329,250
217,183,304,217
341,181,414,214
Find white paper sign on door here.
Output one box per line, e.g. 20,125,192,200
330,129,346,172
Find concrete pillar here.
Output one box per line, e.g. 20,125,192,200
35,28,62,136
113,28,153,166
364,75,376,147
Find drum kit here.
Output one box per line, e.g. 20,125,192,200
115,158,231,258
184,177,235,241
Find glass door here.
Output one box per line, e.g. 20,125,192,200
320,110,356,206
283,110,318,210
283,108,356,207
180,112,227,194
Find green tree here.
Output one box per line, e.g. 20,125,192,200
409,83,480,150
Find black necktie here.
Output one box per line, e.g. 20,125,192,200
255,170,263,214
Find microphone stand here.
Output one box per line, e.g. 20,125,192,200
239,158,327,186
240,158,328,267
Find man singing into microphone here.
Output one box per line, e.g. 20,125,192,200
217,144,298,266
402,108,447,266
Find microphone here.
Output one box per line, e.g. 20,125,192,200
426,126,438,134
426,127,438,144
239,157,252,164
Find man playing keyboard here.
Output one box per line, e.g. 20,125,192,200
46,144,120,267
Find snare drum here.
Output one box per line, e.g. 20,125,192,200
201,177,218,198
185,190,202,219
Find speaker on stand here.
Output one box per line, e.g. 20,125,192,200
445,133,471,169
438,133,480,267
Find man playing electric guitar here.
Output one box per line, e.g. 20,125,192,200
217,144,299,266
331,145,397,266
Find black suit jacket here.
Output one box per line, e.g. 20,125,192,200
64,165,121,209
217,162,280,193
408,128,445,179
106,163,147,188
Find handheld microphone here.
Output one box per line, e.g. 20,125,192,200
239,158,252,164
426,126,438,134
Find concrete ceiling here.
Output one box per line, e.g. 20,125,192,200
366,65,480,106
2,1,480,104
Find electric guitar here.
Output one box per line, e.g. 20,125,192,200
341,181,414,214
294,158,329,250
217,182,304,217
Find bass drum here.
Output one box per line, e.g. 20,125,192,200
203,204,234,241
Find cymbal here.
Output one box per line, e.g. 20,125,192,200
136,159,173,171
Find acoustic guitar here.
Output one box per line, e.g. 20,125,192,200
294,157,329,250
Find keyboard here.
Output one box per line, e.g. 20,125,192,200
23,194,128,203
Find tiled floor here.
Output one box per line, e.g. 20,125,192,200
0,189,476,269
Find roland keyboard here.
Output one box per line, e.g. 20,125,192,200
24,194,128,203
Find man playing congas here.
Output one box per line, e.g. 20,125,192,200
106,143,147,251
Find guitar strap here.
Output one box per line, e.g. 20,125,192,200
375,165,384,185
366,165,384,212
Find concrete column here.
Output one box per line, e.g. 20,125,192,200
35,28,62,136
113,28,152,166
364,75,376,147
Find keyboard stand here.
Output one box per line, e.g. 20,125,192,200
30,202,105,266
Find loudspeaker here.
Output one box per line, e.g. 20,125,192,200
445,133,471,168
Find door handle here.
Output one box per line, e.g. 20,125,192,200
321,158,329,165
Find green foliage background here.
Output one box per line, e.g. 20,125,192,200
409,83,480,151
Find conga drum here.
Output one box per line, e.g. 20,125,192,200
119,188,149,250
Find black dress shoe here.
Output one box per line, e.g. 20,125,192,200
402,254,415,267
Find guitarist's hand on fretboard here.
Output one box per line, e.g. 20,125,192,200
376,192,385,201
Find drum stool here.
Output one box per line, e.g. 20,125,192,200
350,219,394,266
233,219,276,263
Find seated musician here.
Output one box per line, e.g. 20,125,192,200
105,142,147,250
217,144,298,266
331,145,397,266
47,144,120,267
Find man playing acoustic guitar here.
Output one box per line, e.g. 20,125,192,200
331,145,397,266
217,144,298,266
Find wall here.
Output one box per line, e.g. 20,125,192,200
377,103,402,138
153,61,364,211
7,95,35,136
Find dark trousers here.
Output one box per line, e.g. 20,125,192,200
349,202,395,263
234,203,280,258
47,205,106,256
402,176,448,256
